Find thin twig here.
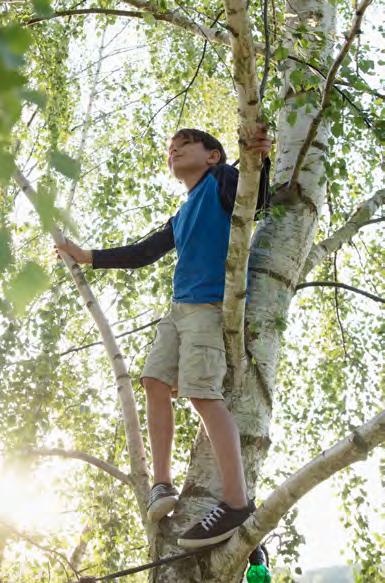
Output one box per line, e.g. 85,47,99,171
66,26,107,211
303,189,385,276
27,8,144,26
333,253,348,358
288,55,373,130
259,0,270,101
296,282,385,304
59,318,161,357
175,40,208,129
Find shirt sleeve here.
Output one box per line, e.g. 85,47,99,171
92,218,175,269
215,158,271,217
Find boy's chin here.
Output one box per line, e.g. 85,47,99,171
171,167,187,180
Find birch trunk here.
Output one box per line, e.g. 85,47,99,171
150,0,336,580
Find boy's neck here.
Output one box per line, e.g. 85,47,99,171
182,168,210,191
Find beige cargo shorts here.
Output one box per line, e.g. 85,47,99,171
141,302,227,400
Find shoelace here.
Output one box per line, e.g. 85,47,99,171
149,484,175,505
201,506,226,532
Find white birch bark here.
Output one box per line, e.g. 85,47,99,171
222,0,262,373
13,167,151,525
303,188,385,275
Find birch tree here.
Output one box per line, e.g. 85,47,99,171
0,0,384,581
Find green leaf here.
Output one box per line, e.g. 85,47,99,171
49,150,81,180
360,59,374,73
0,25,32,56
5,261,50,315
289,69,304,87
20,88,47,109
32,0,54,17
34,186,56,232
331,122,344,138
0,67,26,91
53,207,79,237
0,227,13,270
274,46,289,61
0,151,15,184
0,90,22,133
143,12,156,25
287,111,297,126
373,120,385,144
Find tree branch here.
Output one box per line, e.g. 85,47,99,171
209,408,385,579
58,318,161,357
26,8,141,25
12,167,151,525
359,216,385,228
296,281,385,304
26,5,236,50
289,0,373,187
222,0,262,375
303,188,385,275
25,448,133,486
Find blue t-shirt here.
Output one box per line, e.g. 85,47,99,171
171,165,236,303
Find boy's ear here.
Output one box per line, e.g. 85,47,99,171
208,149,221,166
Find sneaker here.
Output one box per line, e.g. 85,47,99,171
147,482,179,523
177,500,255,549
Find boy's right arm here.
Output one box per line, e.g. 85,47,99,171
56,219,175,269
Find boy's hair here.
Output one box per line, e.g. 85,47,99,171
172,128,227,165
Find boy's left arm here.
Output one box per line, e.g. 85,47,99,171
217,123,273,216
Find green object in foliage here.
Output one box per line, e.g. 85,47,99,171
246,564,272,583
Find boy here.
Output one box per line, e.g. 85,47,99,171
57,127,272,549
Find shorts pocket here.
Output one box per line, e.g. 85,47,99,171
182,332,227,388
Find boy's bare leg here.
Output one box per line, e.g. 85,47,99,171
190,398,248,508
142,377,174,484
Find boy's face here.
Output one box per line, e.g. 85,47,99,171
167,136,220,181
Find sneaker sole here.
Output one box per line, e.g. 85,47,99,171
177,526,238,549
147,496,178,523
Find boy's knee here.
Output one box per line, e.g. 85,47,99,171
142,377,172,398
190,397,222,413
